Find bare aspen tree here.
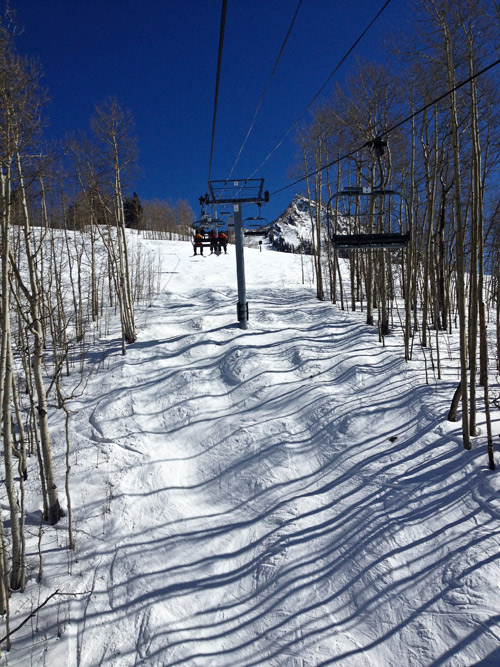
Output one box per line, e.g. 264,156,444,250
467,54,481,438
141,198,195,240
0,143,23,591
403,95,418,362
428,0,471,448
91,98,137,347
436,174,453,331
0,30,26,595
14,165,63,524
479,299,495,469
463,0,499,445
419,104,439,349
301,135,324,300
0,27,64,523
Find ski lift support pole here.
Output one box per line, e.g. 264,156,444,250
206,179,269,329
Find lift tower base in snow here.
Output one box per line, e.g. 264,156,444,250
207,179,268,330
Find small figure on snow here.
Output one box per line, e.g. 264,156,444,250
194,231,204,255
218,231,228,254
209,229,218,255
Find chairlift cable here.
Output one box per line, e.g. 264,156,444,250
270,54,500,197
208,0,228,184
248,0,392,180
271,145,361,196
225,0,304,182
380,55,500,139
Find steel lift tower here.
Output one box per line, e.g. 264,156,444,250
206,178,269,330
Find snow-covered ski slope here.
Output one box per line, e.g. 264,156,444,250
9,237,500,666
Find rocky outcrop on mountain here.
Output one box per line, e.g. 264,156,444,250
268,195,327,254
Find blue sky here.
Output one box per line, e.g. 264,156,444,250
11,0,413,222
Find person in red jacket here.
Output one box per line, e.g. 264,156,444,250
218,231,228,254
209,229,218,255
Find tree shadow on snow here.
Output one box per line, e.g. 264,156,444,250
72,286,500,666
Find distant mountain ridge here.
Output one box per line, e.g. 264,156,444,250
267,195,327,254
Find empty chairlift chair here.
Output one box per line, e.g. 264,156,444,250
243,208,269,237
328,137,412,251
328,185,411,250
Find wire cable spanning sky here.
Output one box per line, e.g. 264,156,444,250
224,0,304,182
247,0,393,182
11,0,414,221
208,0,228,184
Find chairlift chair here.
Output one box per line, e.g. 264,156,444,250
243,207,269,237
327,137,412,250
328,186,411,250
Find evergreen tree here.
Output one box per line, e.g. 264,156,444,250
124,191,143,230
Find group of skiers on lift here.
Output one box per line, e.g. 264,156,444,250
193,228,228,256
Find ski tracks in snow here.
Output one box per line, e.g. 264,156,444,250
66,242,500,666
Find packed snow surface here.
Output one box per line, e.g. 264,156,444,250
6,237,500,666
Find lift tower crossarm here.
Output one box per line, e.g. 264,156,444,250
207,179,268,206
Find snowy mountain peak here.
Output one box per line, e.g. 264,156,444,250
267,195,326,253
